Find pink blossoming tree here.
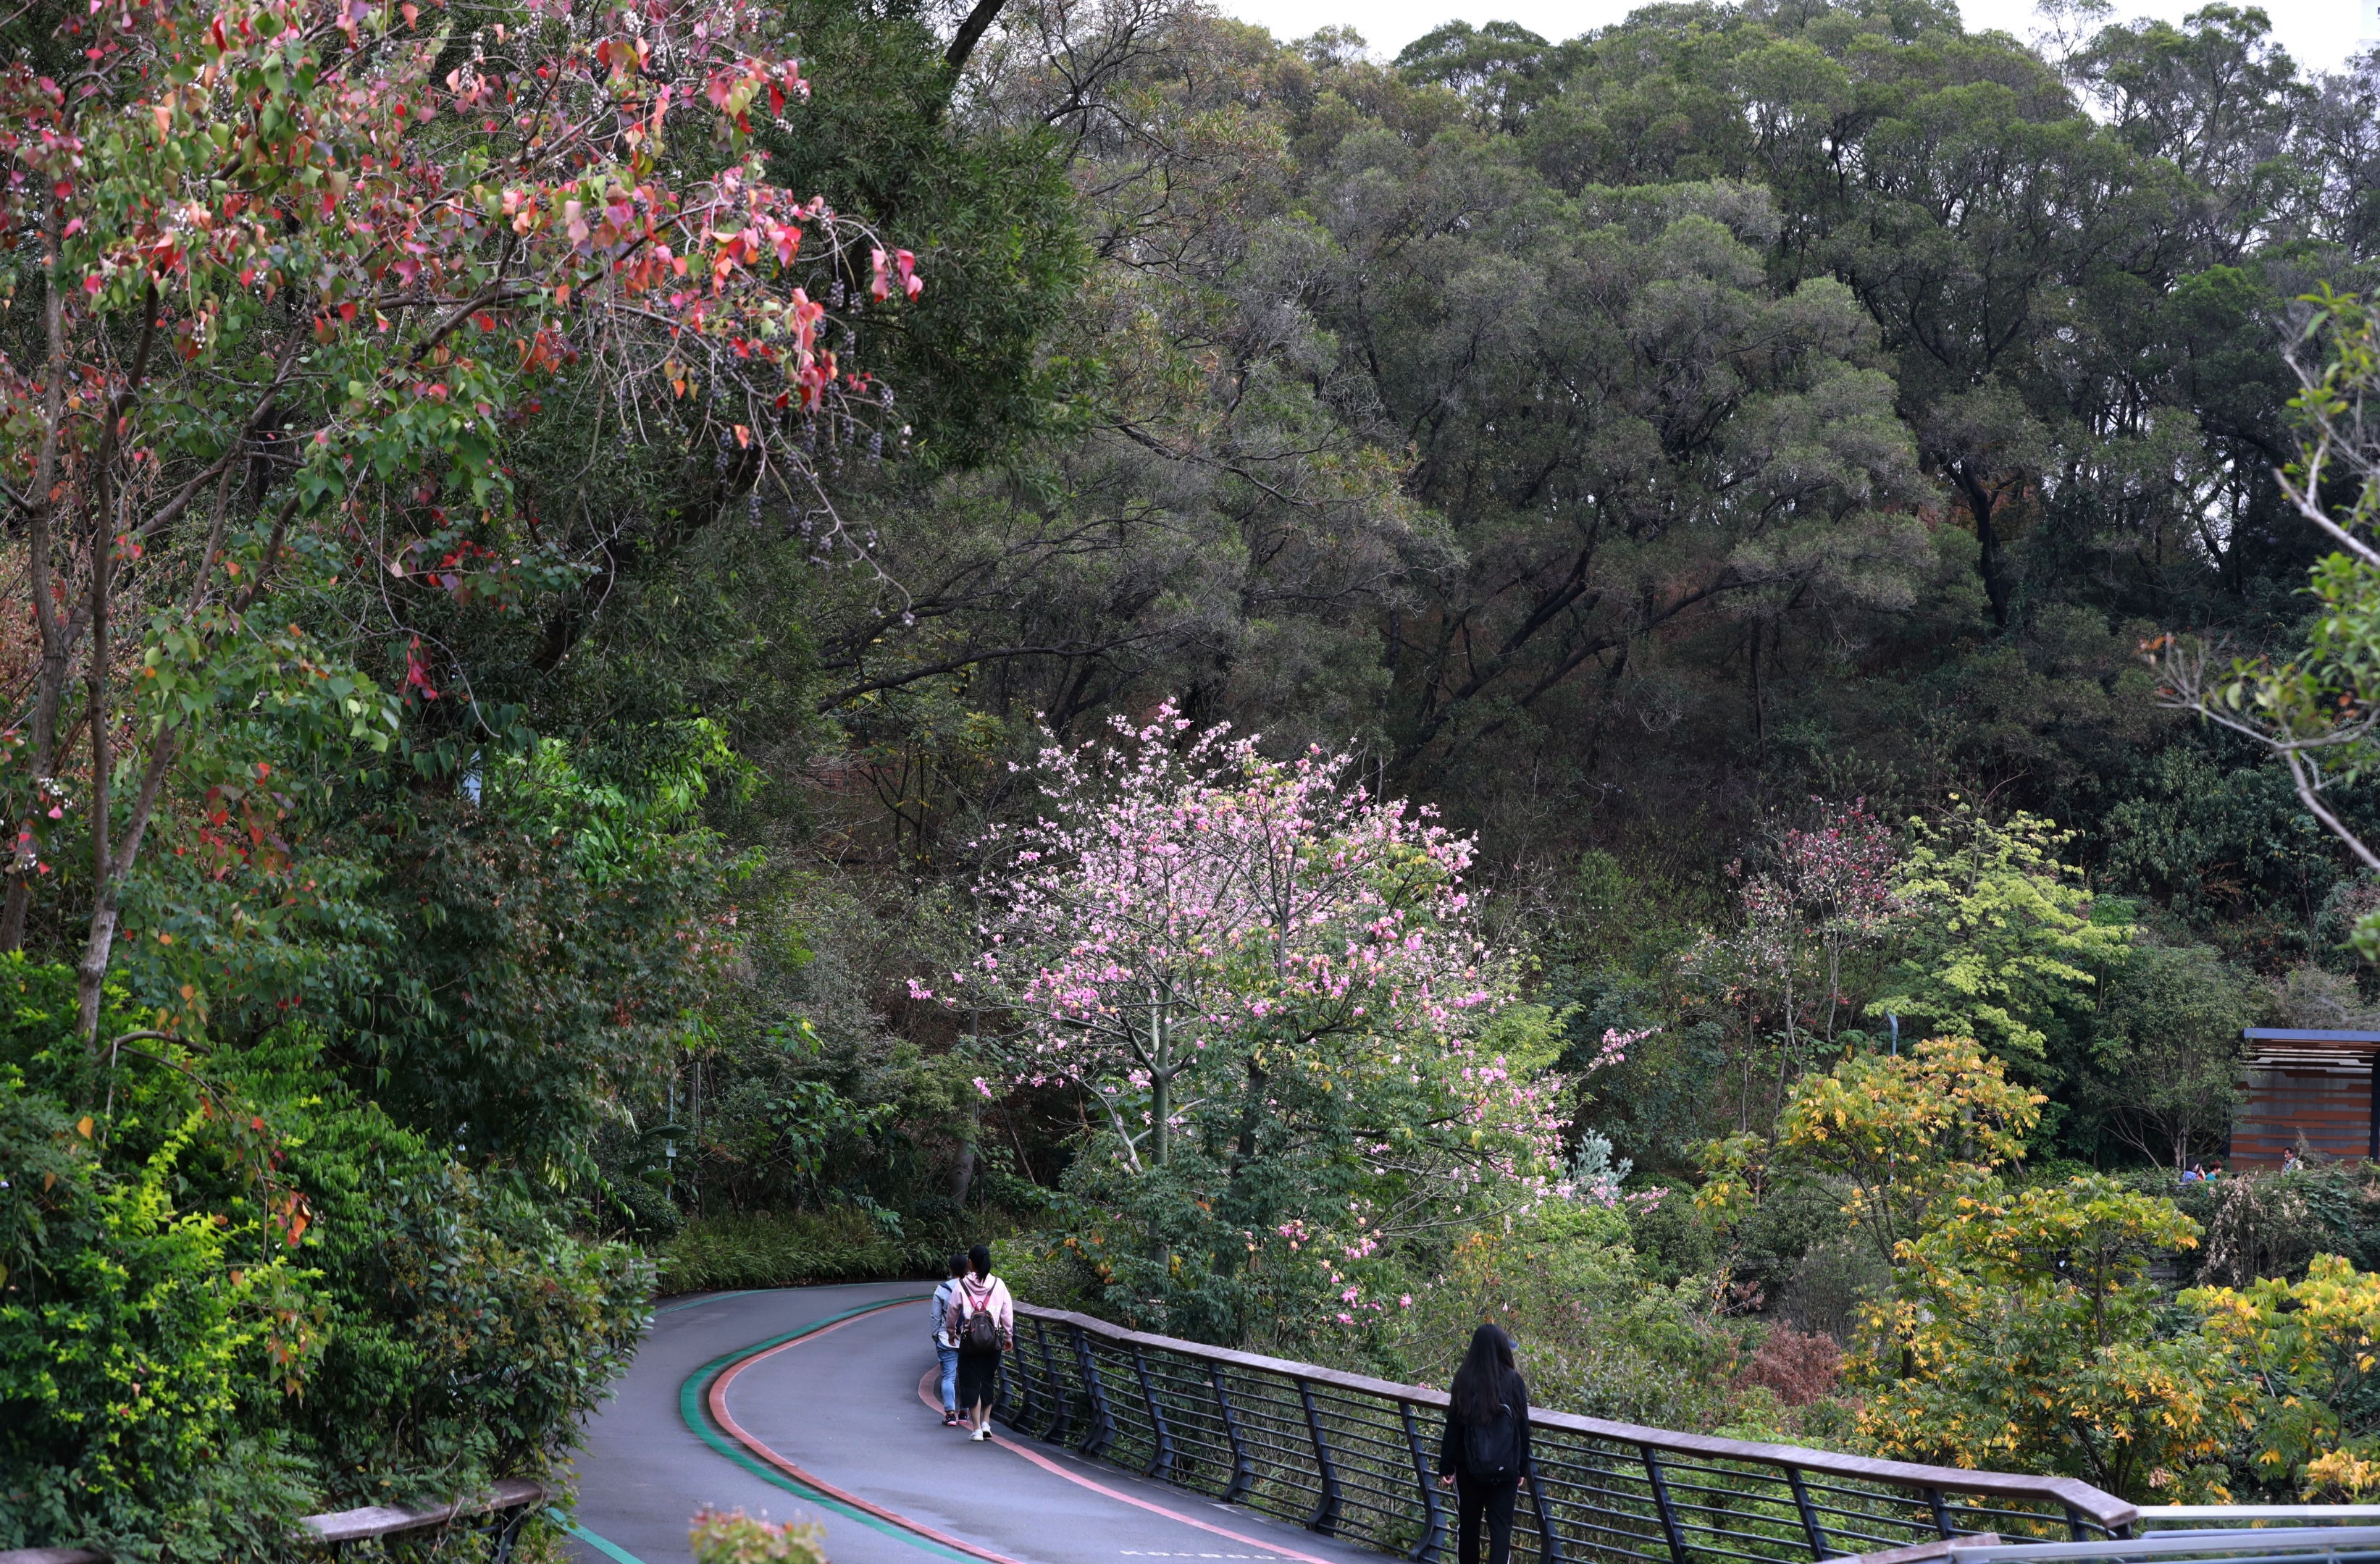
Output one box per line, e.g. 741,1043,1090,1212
1692,799,1904,1121
913,705,1567,1216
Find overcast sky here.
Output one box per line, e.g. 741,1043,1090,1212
1216,0,2378,79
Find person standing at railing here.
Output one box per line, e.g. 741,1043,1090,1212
931,1252,970,1428
953,1243,1015,1442
1438,1324,1532,1564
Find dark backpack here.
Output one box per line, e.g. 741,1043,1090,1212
1463,1403,1520,1484
958,1279,1003,1353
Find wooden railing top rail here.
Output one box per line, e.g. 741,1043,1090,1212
1015,1303,2139,1534
0,1477,547,1564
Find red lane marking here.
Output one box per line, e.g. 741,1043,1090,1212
708,1303,1031,1564
910,1368,1353,1564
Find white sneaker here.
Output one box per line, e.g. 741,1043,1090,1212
973,1427,989,1441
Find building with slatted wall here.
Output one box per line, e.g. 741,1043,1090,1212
2229,1028,2380,1168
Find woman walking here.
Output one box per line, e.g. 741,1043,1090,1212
952,1243,1014,1441
930,1252,968,1426
1438,1324,1531,1564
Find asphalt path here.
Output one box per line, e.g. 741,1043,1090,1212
558,1283,1397,1564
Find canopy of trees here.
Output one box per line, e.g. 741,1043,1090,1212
9,0,2380,1542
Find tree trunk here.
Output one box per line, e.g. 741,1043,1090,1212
1748,624,1764,751
71,287,161,1050
952,1094,981,1204
1956,465,2014,629
1772,968,1797,1127
75,506,113,1052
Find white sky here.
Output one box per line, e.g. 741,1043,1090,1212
1218,0,2379,77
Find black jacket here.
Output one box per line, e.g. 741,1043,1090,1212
1438,1376,1531,1481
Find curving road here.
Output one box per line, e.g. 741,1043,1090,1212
558,1282,1399,1564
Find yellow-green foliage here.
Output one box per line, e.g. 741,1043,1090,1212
1698,1036,2042,1266
2189,1254,2380,1499
1851,1177,2245,1503
1869,805,2134,1061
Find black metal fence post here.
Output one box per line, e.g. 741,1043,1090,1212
1525,1455,1565,1564
1036,1318,1072,1445
1786,1468,1831,1561
1925,1487,1953,1541
1073,1325,1115,1459
1640,1446,1690,1564
1297,1379,1344,1536
997,1319,1033,1432
1131,1347,1176,1481
1209,1361,1255,1502
1400,1400,1446,1564
2064,1507,2089,1543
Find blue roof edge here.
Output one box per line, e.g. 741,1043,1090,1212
2242,1028,2380,1042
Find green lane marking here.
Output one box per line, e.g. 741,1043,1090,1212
657,1289,767,1315
677,1295,972,1560
658,1280,937,1315
545,1507,648,1564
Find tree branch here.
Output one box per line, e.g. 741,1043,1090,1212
944,0,1010,75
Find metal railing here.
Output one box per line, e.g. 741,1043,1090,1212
0,1478,547,1564
2140,1515,2380,1532
994,1305,2137,1564
1903,1527,2380,1564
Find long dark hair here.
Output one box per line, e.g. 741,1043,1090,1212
1450,1324,1520,1425
968,1243,992,1279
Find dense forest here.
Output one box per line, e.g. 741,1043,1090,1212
11,0,2380,1547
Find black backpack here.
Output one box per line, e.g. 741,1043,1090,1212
958,1279,1003,1353
1463,1403,1520,1483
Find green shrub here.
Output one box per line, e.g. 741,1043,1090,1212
656,1207,1006,1293
0,1056,317,1558
284,1145,652,1507
0,960,653,1544
1626,1192,1722,1285
991,1232,1104,1316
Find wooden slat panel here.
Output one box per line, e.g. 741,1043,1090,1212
2233,1050,2376,1168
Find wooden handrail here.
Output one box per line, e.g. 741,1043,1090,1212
0,1478,547,1564
1015,1302,2140,1536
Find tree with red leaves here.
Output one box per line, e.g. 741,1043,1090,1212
0,0,918,1043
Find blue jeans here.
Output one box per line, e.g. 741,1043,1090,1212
937,1344,960,1413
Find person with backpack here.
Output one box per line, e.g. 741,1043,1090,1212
952,1243,1014,1441
930,1253,969,1427
1437,1323,1531,1564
